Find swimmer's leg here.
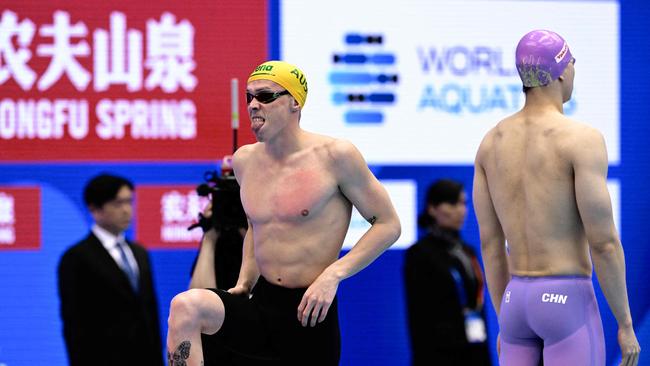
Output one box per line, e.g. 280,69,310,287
167,289,225,366
542,293,605,366
500,338,542,366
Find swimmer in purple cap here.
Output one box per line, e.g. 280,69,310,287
473,30,640,365
516,29,574,89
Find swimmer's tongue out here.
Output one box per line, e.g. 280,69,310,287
251,116,265,131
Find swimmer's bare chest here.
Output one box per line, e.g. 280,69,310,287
240,157,339,225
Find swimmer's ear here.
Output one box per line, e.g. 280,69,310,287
291,99,300,112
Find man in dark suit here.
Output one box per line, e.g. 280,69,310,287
58,174,163,366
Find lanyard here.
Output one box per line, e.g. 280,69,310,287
450,267,468,308
447,243,485,311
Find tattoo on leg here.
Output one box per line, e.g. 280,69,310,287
167,340,191,366
367,215,377,225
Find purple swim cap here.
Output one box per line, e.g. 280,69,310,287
516,30,573,87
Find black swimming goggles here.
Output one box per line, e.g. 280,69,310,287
246,90,290,104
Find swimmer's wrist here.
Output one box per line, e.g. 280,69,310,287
618,318,634,329
323,264,346,282
236,279,255,292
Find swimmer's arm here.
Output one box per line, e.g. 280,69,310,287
573,129,640,362
326,140,401,281
298,141,400,326
473,154,508,315
573,131,633,328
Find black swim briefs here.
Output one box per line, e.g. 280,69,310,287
204,276,340,365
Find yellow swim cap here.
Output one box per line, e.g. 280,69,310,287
247,60,308,108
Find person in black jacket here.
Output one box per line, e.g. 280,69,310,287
57,174,163,366
403,179,491,366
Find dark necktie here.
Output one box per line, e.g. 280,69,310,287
116,240,139,291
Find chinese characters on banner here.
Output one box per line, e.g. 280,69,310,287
0,2,266,160
0,187,41,250
136,185,210,248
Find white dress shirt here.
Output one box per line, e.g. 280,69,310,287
92,224,140,278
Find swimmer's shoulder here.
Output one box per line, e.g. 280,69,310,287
298,131,354,160
305,134,369,181
558,118,607,163
475,115,514,164
318,135,362,165
232,143,261,176
555,116,605,148
563,117,603,139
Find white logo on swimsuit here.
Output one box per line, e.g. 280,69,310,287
542,293,568,304
504,291,511,303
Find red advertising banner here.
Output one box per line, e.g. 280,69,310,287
0,187,41,250
135,185,209,249
0,1,266,161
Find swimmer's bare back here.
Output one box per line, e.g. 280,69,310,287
475,109,611,277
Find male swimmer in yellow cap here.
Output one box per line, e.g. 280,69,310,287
474,30,640,365
167,61,402,365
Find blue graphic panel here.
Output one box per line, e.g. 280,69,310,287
344,111,384,124
332,53,396,65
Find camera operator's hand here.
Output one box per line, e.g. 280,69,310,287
202,201,213,219
202,201,218,242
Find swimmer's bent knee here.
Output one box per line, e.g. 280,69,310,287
169,289,225,334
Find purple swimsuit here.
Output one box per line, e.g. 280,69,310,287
498,276,605,365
